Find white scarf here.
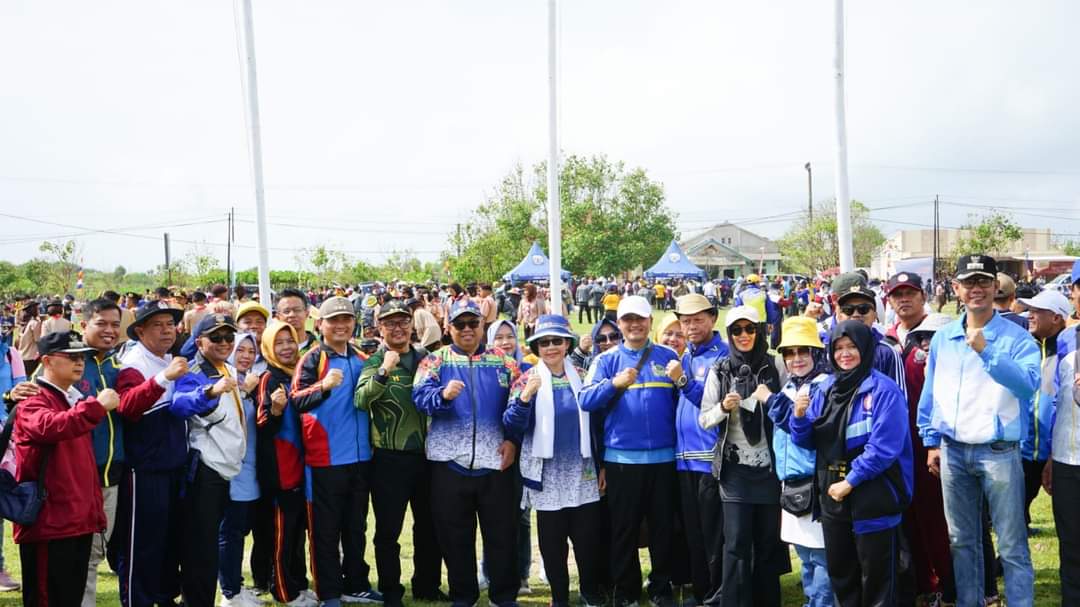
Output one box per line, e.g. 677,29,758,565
531,357,590,460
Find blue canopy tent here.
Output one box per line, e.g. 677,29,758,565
502,241,571,284
644,240,707,281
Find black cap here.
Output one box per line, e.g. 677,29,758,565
955,254,997,280
46,299,63,309
833,272,876,304
127,300,184,340
38,331,94,356
377,299,411,320
404,297,420,308
885,272,923,295
193,312,237,340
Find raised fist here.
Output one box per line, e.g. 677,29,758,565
381,350,400,373
612,368,638,390
163,357,189,381
270,386,287,416
442,379,465,401
211,376,237,397
520,371,543,403
321,368,344,391
665,360,684,382
242,371,262,394
97,388,120,412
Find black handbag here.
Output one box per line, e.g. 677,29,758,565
0,413,49,526
780,475,814,516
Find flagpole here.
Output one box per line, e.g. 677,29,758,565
546,0,562,315
833,0,855,272
235,0,273,309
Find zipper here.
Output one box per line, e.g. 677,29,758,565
467,355,478,470
97,357,114,487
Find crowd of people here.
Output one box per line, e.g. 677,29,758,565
0,255,1078,607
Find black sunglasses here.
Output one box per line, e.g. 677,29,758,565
206,332,235,344
840,303,874,316
452,319,481,330
782,346,813,358
729,324,757,337
536,337,565,348
595,332,622,344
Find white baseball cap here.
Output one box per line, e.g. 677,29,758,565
616,295,652,320
724,305,761,328
1019,290,1072,319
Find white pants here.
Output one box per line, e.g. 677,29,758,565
82,484,118,607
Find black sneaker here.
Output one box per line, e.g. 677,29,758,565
414,590,452,603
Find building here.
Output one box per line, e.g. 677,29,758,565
871,228,1072,280
680,223,782,279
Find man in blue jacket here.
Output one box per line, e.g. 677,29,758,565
413,299,521,607
917,255,1042,607
579,295,697,607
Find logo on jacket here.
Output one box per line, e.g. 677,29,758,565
650,362,666,377
863,394,873,412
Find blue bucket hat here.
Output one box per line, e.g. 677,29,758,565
526,314,578,352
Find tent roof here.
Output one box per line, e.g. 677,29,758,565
644,241,707,281
502,241,571,283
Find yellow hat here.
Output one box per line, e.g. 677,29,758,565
746,274,761,284
776,316,824,351
235,301,270,321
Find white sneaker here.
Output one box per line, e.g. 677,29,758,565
301,589,318,602
239,588,266,605
219,593,261,607
284,593,319,607
477,561,489,591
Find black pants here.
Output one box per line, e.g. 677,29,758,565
20,533,92,607
536,502,604,604
110,466,185,607
821,518,899,607
251,495,275,590
431,462,518,607
678,470,724,605
1053,460,1080,604
605,462,676,604
1022,458,1044,527
270,489,311,603
578,304,593,325
308,462,373,601
181,461,230,607
719,502,782,607
371,449,442,603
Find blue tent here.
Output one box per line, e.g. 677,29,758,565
644,240,707,281
502,241,571,284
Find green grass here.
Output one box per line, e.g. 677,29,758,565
0,306,1062,605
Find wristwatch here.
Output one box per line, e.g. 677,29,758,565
375,367,389,383
675,375,689,389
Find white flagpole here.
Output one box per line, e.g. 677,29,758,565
235,0,273,308
546,0,563,314
833,0,855,272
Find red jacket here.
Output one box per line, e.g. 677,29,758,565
12,379,106,544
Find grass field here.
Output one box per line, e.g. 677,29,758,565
0,307,1063,605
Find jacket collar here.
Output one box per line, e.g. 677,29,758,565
34,377,83,406
618,339,653,355
818,369,880,398
689,331,724,356
950,310,1007,342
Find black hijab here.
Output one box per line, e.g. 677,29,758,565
721,320,781,445
825,320,876,410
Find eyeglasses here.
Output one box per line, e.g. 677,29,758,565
729,324,757,337
595,332,622,344
536,337,565,348
206,332,235,344
840,303,874,316
49,352,84,362
959,277,994,289
782,346,813,358
452,319,481,330
381,319,411,329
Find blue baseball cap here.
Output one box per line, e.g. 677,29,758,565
449,299,482,321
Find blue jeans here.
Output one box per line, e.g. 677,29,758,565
218,499,256,598
793,544,832,607
940,438,1032,607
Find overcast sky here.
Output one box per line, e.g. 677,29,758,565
1,0,1078,274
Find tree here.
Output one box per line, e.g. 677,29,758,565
447,155,677,282
300,245,349,286
1062,240,1080,257
0,261,35,298
38,239,84,295
778,200,885,274
184,242,222,289
953,212,1024,258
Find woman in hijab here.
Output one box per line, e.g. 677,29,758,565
788,320,913,607
654,312,687,357
488,319,529,372
503,315,603,607
699,306,788,606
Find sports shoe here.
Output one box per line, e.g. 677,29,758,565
342,589,385,604
0,570,19,592
284,593,320,607
219,592,262,607
519,579,532,595
239,588,267,605
301,589,319,602
477,561,490,591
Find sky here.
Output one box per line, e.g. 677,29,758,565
1,0,1078,274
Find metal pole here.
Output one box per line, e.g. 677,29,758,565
805,162,813,222
235,0,272,308
164,232,171,285
226,208,233,290
832,0,855,272
546,0,562,315
933,195,939,287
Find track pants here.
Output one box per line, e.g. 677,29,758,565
678,470,724,605
719,502,783,607
371,449,442,603
218,499,257,599
271,489,311,604
605,462,676,605
431,462,518,607
83,483,118,607
111,467,185,607
251,495,275,591
821,519,899,607
536,501,604,605
307,462,373,602
20,534,93,607
1053,460,1080,604
181,460,230,607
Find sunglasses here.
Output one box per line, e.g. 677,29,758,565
595,332,622,344
840,303,874,316
205,332,235,344
729,324,757,337
959,277,994,289
782,346,813,358
452,319,481,330
49,352,84,362
536,337,565,348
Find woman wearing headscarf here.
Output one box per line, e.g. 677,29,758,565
756,316,834,607
654,312,687,357
789,320,913,607
503,315,603,607
488,318,530,372
699,306,788,606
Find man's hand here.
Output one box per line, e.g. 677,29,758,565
163,357,189,381
927,448,941,478
320,368,344,391
242,371,262,394
497,440,516,471
1042,460,1053,495
520,372,542,403
9,381,39,401
578,333,592,353
965,327,986,353
211,376,237,398
442,379,465,401
752,384,773,404
665,360,684,383
827,480,853,502
612,368,638,389
793,393,811,418
270,386,288,416
722,392,741,412
380,350,400,373
97,388,120,412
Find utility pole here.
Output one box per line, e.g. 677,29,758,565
163,232,171,285
933,195,940,286
832,0,855,272
545,0,563,315
226,208,234,289
805,162,813,222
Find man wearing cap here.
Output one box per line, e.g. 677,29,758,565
412,298,522,607
579,295,697,607
11,332,120,606
668,294,729,606
171,313,253,606
993,273,1027,329
356,300,445,607
237,301,270,349
917,255,1041,607
292,296,380,606
830,272,906,392
883,272,928,350
734,274,781,348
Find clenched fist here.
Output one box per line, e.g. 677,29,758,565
520,371,543,403
665,360,684,382
381,350,400,373
211,376,237,398
752,384,773,404
442,379,465,401
793,393,811,418
320,368,344,391
965,327,986,353
163,357,189,381
612,368,638,389
722,392,741,412
270,386,288,416
97,388,120,412
242,371,262,394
